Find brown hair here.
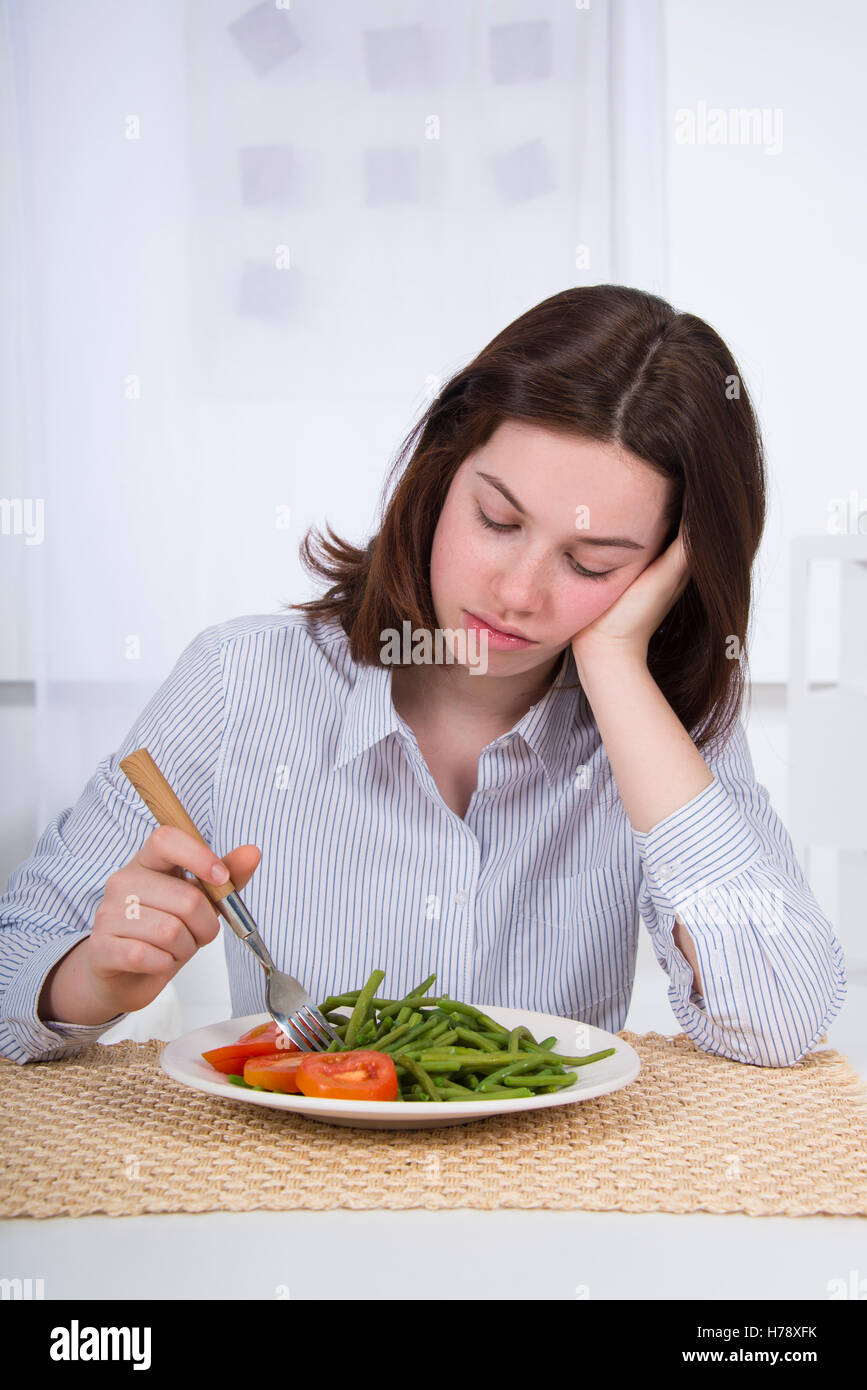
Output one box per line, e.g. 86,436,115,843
285,284,765,753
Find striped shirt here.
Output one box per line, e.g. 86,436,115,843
0,611,847,1067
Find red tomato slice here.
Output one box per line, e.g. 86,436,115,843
237,1021,280,1042
243,1052,305,1093
295,1050,399,1101
237,1021,301,1050
202,1021,301,1074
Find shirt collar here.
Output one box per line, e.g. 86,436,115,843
332,641,589,791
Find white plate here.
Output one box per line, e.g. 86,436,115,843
160,1004,641,1129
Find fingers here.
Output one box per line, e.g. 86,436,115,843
109,864,222,949
136,824,230,886
91,902,200,976
221,845,262,893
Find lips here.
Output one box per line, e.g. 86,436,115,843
467,610,533,641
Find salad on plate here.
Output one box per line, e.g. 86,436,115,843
200,969,616,1103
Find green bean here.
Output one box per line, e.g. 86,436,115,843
354,1018,379,1047
377,1012,426,1048
433,999,510,1035
411,1050,525,1065
409,1054,489,1066
400,1030,460,1057
528,1047,616,1067
393,1053,442,1101
405,1061,514,1073
403,1015,452,1046
311,971,617,1103
388,975,438,1010
432,1077,476,1095
227,1075,268,1092
368,1020,413,1050
376,1014,439,1052
415,1043,504,1054
503,1072,577,1088
316,991,362,1012
453,1026,500,1052
408,1021,456,1048
375,988,440,1018
372,1012,394,1041
434,1086,535,1101
343,969,386,1049
470,1044,616,1067
401,974,438,1003
477,1055,551,1091
318,991,427,1013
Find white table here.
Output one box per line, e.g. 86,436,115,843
3,941,864,1300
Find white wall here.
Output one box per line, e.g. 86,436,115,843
1,1,862,1060
663,0,867,683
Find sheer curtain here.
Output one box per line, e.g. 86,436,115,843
1,0,665,1039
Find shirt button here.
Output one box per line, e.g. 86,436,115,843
453,890,468,908
657,861,677,883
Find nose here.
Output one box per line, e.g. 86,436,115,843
489,548,548,615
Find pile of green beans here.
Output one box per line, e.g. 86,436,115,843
308,969,616,1102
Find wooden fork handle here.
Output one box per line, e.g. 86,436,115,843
119,747,237,905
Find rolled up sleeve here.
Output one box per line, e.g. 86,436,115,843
633,716,847,1067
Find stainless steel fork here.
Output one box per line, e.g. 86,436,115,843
119,747,341,1051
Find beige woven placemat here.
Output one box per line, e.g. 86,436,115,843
1,1031,866,1219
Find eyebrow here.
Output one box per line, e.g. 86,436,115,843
474,470,646,550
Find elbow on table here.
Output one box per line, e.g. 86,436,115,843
682,1010,846,1070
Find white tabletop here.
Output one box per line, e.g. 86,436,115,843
4,943,864,1301
3,1208,867,1301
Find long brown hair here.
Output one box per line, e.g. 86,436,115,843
285,284,765,753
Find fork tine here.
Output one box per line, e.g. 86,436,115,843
288,1010,322,1050
281,1015,320,1050
298,1005,341,1048
280,1007,332,1052
308,1006,343,1042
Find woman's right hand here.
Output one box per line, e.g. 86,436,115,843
39,825,262,1025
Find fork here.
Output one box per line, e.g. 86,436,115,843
118,746,342,1051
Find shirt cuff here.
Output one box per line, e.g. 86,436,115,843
632,773,766,912
0,931,128,1064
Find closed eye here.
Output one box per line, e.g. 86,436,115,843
473,503,614,580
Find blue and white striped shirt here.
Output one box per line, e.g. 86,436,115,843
0,611,848,1067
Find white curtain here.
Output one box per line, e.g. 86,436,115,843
1,0,665,1037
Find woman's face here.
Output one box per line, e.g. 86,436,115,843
428,419,675,676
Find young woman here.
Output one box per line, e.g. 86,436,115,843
0,286,846,1067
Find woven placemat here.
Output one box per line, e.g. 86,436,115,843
1,1031,866,1219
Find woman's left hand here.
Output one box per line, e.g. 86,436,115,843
571,520,691,667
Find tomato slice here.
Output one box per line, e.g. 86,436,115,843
237,1021,301,1050
295,1050,399,1101
202,1021,301,1074
243,1052,305,1093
